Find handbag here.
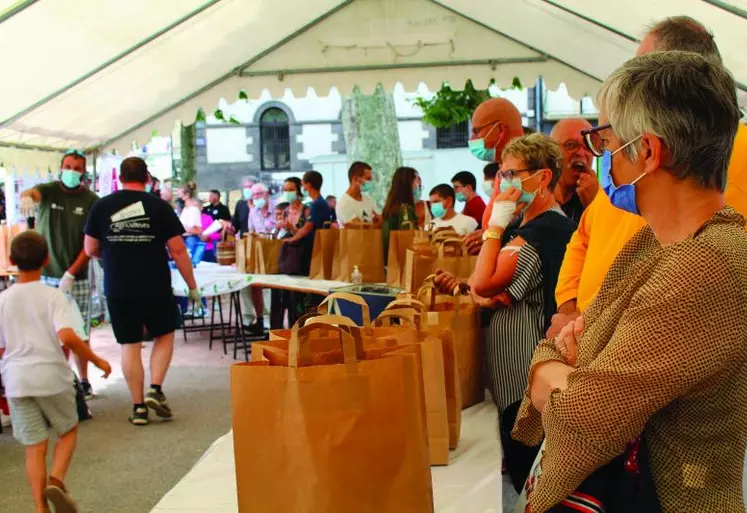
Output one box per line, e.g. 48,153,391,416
516,434,661,513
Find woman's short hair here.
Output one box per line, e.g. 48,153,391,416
501,133,563,189
599,51,739,192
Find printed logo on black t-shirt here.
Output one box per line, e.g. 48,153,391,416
108,201,156,243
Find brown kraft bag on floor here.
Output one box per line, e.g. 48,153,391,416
231,320,434,513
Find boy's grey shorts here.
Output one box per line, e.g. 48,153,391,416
8,388,78,446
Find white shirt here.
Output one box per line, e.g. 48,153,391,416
336,192,378,225
432,213,479,236
179,205,202,230
0,282,74,397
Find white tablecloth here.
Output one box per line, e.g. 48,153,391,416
150,401,503,513
171,263,252,298
171,263,352,298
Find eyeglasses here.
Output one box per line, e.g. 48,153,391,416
498,167,540,181
581,124,612,157
561,140,583,152
64,149,86,158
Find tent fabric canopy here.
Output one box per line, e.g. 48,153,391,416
0,0,745,167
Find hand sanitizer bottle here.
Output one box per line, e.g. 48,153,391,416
351,266,363,284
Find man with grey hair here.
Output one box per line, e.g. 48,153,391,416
548,15,747,338
515,50,747,513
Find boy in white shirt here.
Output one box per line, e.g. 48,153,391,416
428,184,479,236
0,231,111,513
336,161,380,225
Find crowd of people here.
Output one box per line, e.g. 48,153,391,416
1,13,746,513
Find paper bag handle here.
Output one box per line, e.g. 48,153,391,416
385,298,428,317
289,318,358,368
318,292,371,328
373,309,420,329
437,238,466,258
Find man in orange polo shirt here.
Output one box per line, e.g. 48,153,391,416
547,15,747,337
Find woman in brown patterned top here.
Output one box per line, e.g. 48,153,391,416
513,52,747,512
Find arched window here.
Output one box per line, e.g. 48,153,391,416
260,107,290,170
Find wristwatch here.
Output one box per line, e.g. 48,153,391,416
482,228,504,242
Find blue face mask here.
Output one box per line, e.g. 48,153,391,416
600,137,646,215
499,171,541,207
60,170,82,189
145,184,153,193
468,122,500,162
283,191,298,203
430,202,446,219
360,180,374,194
254,198,267,209
413,185,422,202
455,191,467,202
242,188,252,200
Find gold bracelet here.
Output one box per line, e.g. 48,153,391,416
482,228,504,242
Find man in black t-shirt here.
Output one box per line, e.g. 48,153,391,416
84,157,200,426
202,189,231,222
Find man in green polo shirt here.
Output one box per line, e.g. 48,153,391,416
20,149,99,398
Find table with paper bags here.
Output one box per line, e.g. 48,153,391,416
257,292,463,466
235,232,283,274
231,312,435,513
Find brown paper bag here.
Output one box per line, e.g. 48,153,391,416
386,229,415,287
417,282,484,408
404,248,436,293
372,311,449,465
235,235,247,273
383,299,462,449
433,238,477,283
231,322,434,513
254,238,283,274
0,224,26,273
332,225,385,283
309,224,339,280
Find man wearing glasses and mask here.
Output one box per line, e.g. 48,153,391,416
19,149,99,399
549,118,598,224
547,15,747,339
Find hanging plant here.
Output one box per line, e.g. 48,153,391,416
413,77,523,128
179,123,197,185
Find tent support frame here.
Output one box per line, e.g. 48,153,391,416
89,0,356,152
0,0,38,25
0,0,223,128
239,57,548,78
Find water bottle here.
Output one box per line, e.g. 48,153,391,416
351,265,363,284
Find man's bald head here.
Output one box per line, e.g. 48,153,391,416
637,16,721,62
471,98,523,161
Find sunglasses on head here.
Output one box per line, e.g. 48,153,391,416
64,149,86,158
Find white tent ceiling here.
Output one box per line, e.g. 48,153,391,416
0,0,745,170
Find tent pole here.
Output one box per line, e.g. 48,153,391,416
701,0,747,20
239,57,548,78
0,0,38,25
0,141,65,154
535,77,544,133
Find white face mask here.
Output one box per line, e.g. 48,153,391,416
482,180,494,196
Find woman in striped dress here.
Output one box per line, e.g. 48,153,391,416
434,134,574,487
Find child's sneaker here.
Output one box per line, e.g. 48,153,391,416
44,477,78,513
128,405,149,426
145,388,173,419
